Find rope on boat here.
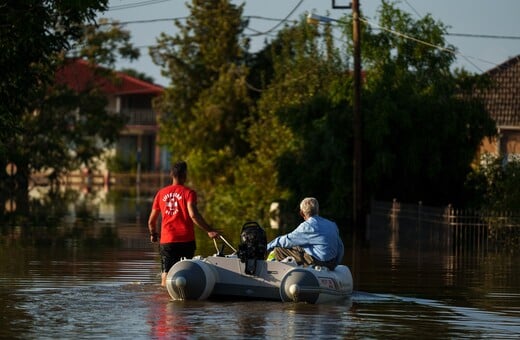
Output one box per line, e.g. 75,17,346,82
220,235,237,252
213,235,237,254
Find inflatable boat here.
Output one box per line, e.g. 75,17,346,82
165,254,353,304
165,222,353,304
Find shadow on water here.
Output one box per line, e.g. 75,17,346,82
0,184,519,338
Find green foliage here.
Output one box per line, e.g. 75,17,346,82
356,1,496,205
151,0,498,231
0,4,139,199
106,153,136,173
0,1,108,158
207,20,352,228
25,84,126,173
465,155,520,249
150,0,252,204
71,18,140,68
466,154,520,211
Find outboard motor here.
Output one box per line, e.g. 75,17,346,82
237,221,267,275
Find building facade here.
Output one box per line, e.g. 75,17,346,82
56,59,167,174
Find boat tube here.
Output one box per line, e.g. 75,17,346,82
166,255,353,303
165,222,353,303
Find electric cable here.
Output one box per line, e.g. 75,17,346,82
358,16,489,71
108,0,171,11
94,11,514,72
248,0,304,37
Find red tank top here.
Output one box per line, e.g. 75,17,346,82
152,184,196,243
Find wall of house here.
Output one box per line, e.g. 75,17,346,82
106,96,119,113
109,93,162,171
502,130,520,160
479,129,520,164
480,136,498,156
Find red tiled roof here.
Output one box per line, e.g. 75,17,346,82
55,58,163,95
479,55,520,127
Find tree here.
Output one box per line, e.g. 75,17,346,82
150,0,251,198
151,1,496,231
353,1,496,205
1,0,109,218
0,10,140,219
0,1,108,159
466,154,520,211
21,18,140,183
14,74,126,183
71,18,140,69
208,20,353,228
216,2,496,229
465,155,520,248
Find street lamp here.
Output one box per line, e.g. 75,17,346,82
306,13,337,25
307,0,363,232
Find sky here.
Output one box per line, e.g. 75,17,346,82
99,0,520,86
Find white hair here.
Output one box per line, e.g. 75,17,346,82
300,197,319,218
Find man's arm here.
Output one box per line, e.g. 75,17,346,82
187,201,219,239
148,209,160,242
267,223,307,250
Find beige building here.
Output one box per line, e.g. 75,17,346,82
56,58,167,174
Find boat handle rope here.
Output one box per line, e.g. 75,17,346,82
213,235,237,254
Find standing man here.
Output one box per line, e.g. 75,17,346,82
266,197,344,270
148,161,219,286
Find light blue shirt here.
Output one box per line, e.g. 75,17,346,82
267,216,344,264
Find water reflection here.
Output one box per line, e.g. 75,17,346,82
280,300,355,338
149,299,195,338
144,298,356,339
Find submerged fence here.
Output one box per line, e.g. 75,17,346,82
370,199,520,252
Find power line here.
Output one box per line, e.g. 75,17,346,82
247,0,304,37
247,15,298,24
102,16,289,40
445,32,520,72
108,0,171,11
101,15,298,27
97,13,514,72
100,15,520,42
116,17,186,25
447,32,520,40
403,0,422,18
381,3,517,71
358,16,489,72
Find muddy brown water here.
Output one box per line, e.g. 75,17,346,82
0,191,518,339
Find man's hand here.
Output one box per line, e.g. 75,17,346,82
150,232,159,243
207,231,219,239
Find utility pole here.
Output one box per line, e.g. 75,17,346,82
313,1,364,234
332,0,363,231
351,0,363,233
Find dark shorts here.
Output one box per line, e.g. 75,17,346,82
160,241,196,273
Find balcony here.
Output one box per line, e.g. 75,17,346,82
120,108,157,126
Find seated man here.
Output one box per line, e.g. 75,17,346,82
266,197,344,270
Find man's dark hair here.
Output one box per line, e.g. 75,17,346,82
171,161,187,179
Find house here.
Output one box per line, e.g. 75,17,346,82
478,55,520,162
56,59,167,175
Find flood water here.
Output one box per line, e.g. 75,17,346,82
1,186,519,339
